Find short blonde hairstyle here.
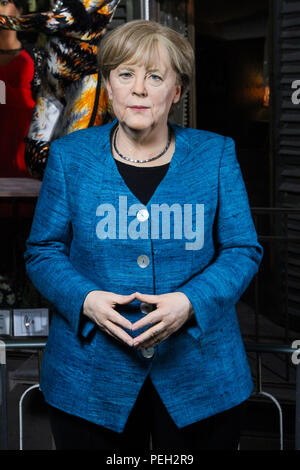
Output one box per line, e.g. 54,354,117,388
98,20,195,99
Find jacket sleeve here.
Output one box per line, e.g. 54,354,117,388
24,140,100,339
178,136,263,339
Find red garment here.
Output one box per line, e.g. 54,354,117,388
0,49,35,177
0,49,37,217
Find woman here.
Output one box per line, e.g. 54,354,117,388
24,20,263,450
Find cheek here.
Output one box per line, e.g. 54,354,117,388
109,87,129,119
110,84,128,105
152,89,176,112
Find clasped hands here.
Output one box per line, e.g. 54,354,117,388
83,290,194,349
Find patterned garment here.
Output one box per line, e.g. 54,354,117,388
0,0,121,178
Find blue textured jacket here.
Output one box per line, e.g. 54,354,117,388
24,119,263,433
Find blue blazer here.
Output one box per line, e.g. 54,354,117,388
24,119,263,433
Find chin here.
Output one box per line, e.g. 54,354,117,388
123,119,153,132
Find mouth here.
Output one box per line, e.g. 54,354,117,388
129,106,150,110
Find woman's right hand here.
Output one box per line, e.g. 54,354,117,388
82,290,135,347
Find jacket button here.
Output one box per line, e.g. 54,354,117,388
141,347,155,358
140,302,153,314
137,255,150,268
137,209,149,222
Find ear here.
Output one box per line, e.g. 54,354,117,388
173,85,181,104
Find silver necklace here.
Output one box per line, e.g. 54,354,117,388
113,125,171,163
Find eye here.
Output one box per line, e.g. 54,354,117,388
149,74,162,81
0,1,9,5
147,74,163,85
119,72,132,79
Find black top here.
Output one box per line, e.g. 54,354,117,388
115,159,170,206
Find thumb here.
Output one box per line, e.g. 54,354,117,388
134,292,159,304
116,292,136,304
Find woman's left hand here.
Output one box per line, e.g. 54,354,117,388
131,291,194,349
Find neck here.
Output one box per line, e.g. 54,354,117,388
0,31,22,51
117,121,169,158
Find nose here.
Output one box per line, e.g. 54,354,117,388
131,74,147,97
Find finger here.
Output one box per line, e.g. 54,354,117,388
137,334,165,349
136,334,165,349
132,323,166,347
107,307,133,330
104,328,130,346
134,292,159,304
131,308,161,331
103,320,133,347
102,326,121,342
136,326,173,349
115,293,136,304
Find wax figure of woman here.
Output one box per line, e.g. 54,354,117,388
24,20,263,450
0,0,121,179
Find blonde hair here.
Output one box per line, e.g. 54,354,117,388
98,20,195,99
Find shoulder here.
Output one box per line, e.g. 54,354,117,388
50,121,114,153
172,124,233,147
48,121,115,175
171,124,235,163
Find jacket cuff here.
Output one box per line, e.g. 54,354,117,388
178,283,217,341
71,285,99,339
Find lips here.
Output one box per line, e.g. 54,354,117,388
129,106,149,109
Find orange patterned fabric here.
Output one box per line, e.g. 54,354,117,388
0,0,120,179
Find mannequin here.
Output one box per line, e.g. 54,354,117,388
0,0,38,178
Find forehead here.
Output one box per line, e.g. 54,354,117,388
120,42,172,72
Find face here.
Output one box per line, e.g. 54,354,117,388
0,0,21,15
105,44,181,132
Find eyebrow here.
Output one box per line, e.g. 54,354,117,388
147,68,164,74
118,65,166,75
